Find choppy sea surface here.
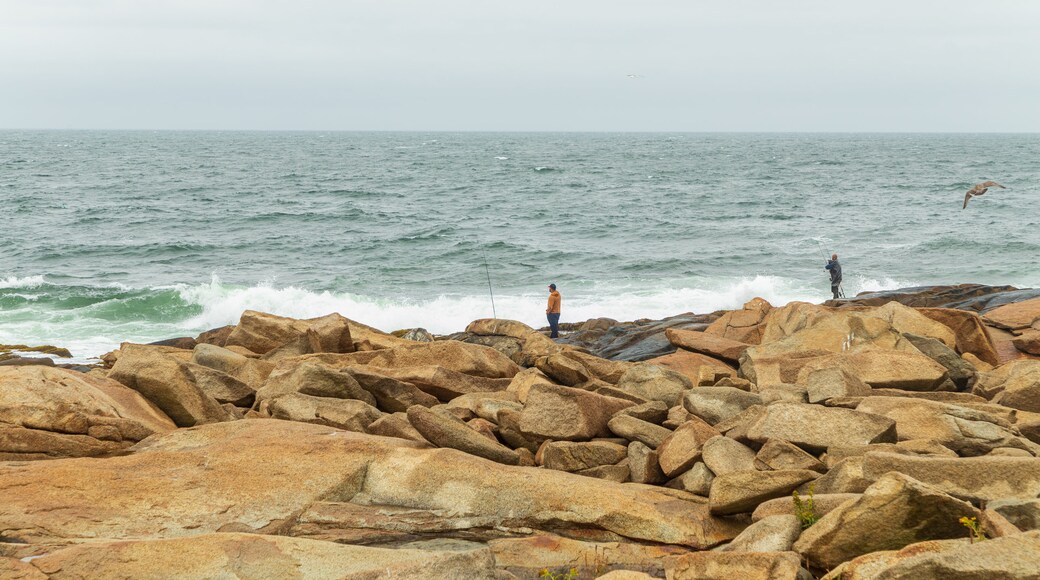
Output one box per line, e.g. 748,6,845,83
1,131,1038,361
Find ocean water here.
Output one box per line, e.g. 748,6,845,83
1,131,1038,361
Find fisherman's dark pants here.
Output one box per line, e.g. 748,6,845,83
832,285,841,300
547,313,560,338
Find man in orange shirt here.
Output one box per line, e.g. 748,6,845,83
546,283,561,338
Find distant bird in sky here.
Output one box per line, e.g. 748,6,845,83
626,74,643,79
962,181,1007,209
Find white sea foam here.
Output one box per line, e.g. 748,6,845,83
854,276,916,293
0,275,46,289
175,274,837,337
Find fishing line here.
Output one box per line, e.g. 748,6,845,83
481,247,497,319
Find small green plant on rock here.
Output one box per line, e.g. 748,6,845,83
960,516,986,543
539,568,579,580
792,483,819,529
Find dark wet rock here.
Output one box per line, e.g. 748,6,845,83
0,356,55,367
148,337,198,349
196,325,235,346
393,328,434,342
554,313,720,362
902,332,976,390
0,344,73,358
828,284,1035,312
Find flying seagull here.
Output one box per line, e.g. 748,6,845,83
962,181,1007,209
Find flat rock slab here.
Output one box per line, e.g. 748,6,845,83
0,420,743,548
643,351,736,387
22,532,496,579
797,350,951,392
290,501,517,545
745,403,896,451
984,297,1040,331
668,551,811,580
824,531,1040,580
858,452,1040,503
489,534,690,578
855,396,1036,456
356,341,520,379
665,328,750,364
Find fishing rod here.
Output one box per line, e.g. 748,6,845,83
481,247,497,319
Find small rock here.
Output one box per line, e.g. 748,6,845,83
657,416,721,477
519,384,633,441
263,393,382,432
752,493,860,522
805,366,871,404
719,514,802,553
406,405,519,465
701,436,757,475
540,440,628,472
665,462,715,496
683,387,763,426
607,414,673,448
535,353,591,386
755,439,826,472
615,400,669,424
616,363,692,406
709,469,819,515
628,441,666,484
342,367,439,412
988,498,1040,531
576,460,630,482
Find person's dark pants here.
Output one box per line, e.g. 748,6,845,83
547,313,560,338
832,285,841,300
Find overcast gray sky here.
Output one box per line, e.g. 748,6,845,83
2,1,1038,131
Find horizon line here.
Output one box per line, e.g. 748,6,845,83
2,128,1039,135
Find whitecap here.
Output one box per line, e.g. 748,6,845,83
0,275,46,289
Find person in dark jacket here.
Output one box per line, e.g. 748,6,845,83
825,254,843,299
546,283,561,338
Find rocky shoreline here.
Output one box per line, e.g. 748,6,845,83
2,284,1040,579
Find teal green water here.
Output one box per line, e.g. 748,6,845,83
1,131,1037,359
